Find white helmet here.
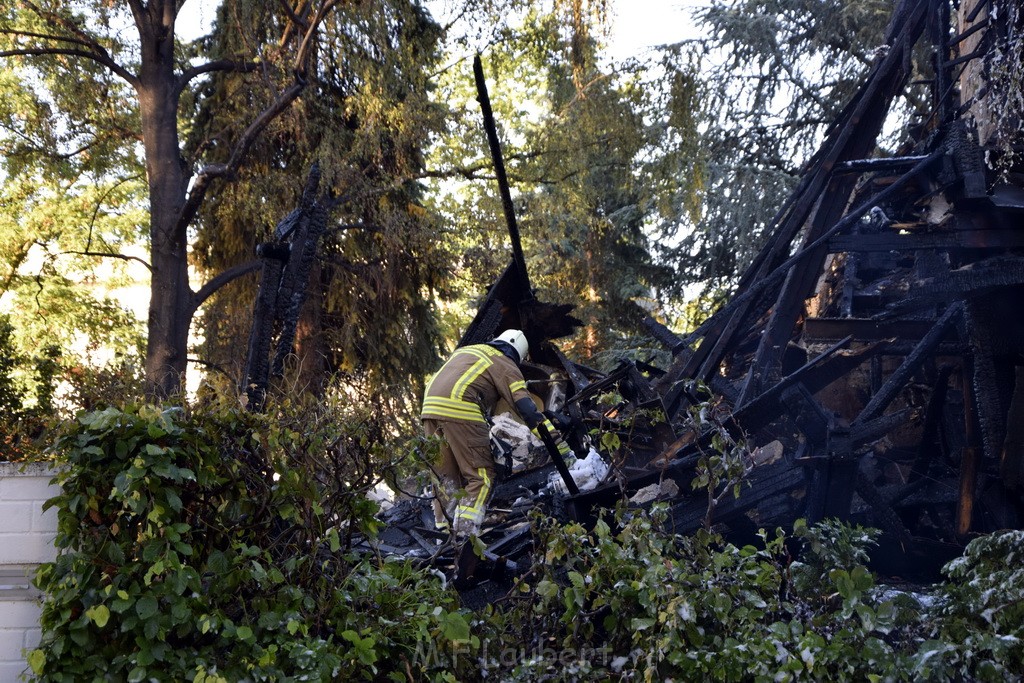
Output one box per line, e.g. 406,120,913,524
493,329,529,363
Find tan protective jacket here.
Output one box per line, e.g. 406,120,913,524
421,344,531,424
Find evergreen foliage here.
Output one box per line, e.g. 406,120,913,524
188,0,449,410
656,0,922,301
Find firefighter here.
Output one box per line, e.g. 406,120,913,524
421,329,570,538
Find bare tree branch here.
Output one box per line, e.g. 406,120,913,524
176,0,340,234
177,79,305,232
192,260,263,311
176,58,261,96
62,250,153,271
0,47,138,85
0,28,97,49
17,0,139,86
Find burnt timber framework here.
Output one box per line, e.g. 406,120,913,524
372,0,1024,585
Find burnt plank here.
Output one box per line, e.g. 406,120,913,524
665,459,807,533
803,317,956,343
736,337,885,434
828,231,959,252
851,302,964,426
911,364,956,481
739,175,861,403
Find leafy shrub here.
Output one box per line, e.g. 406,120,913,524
912,530,1024,681
29,404,473,682
495,505,924,682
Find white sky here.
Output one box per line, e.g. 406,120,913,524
176,1,706,57
605,0,703,57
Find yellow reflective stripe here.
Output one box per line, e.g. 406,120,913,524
423,370,440,397
454,468,492,523
451,356,491,400
509,379,526,393
455,507,483,523
421,396,486,422
474,468,491,511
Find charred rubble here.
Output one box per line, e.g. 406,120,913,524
359,0,1024,593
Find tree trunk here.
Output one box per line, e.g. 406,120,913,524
136,2,194,400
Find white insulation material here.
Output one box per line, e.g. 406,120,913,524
490,413,541,467
548,448,609,495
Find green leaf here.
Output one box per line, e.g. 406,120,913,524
85,604,110,628
27,649,45,675
136,596,159,619
440,612,471,642
632,617,656,631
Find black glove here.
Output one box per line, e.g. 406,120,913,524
544,410,572,431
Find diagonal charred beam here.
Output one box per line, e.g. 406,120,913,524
474,54,532,302
736,336,885,431
852,302,964,427
738,174,861,403
681,0,930,395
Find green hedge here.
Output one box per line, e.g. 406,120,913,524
29,405,471,682
26,404,1024,681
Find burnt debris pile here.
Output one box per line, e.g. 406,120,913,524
362,0,1024,590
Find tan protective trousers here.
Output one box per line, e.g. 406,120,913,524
422,418,495,538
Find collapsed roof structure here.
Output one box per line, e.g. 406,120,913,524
367,0,1024,588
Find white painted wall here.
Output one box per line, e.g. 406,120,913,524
0,463,59,682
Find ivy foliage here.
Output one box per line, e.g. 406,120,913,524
30,404,473,682
26,402,1024,681
479,506,1024,682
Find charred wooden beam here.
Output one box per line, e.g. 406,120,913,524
739,174,861,403
685,0,930,398
834,155,933,173
473,54,532,301
241,164,327,412
665,150,943,421
852,302,964,426
1000,367,1024,491
856,470,915,550
803,318,952,343
641,313,688,355
851,407,920,448
736,336,887,434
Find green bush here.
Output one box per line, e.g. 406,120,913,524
494,505,923,681
26,403,1024,682
29,404,473,682
911,530,1024,681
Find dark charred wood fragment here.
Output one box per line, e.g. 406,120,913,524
665,459,808,533
739,174,861,404
553,345,592,393
834,156,933,173
851,407,920,448
242,256,285,412
852,302,964,426
474,54,532,301
911,364,956,481
736,337,885,434
271,198,329,379
828,232,959,252
856,469,915,550
963,300,1012,464
1000,366,1024,491
803,318,952,343
641,313,688,355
